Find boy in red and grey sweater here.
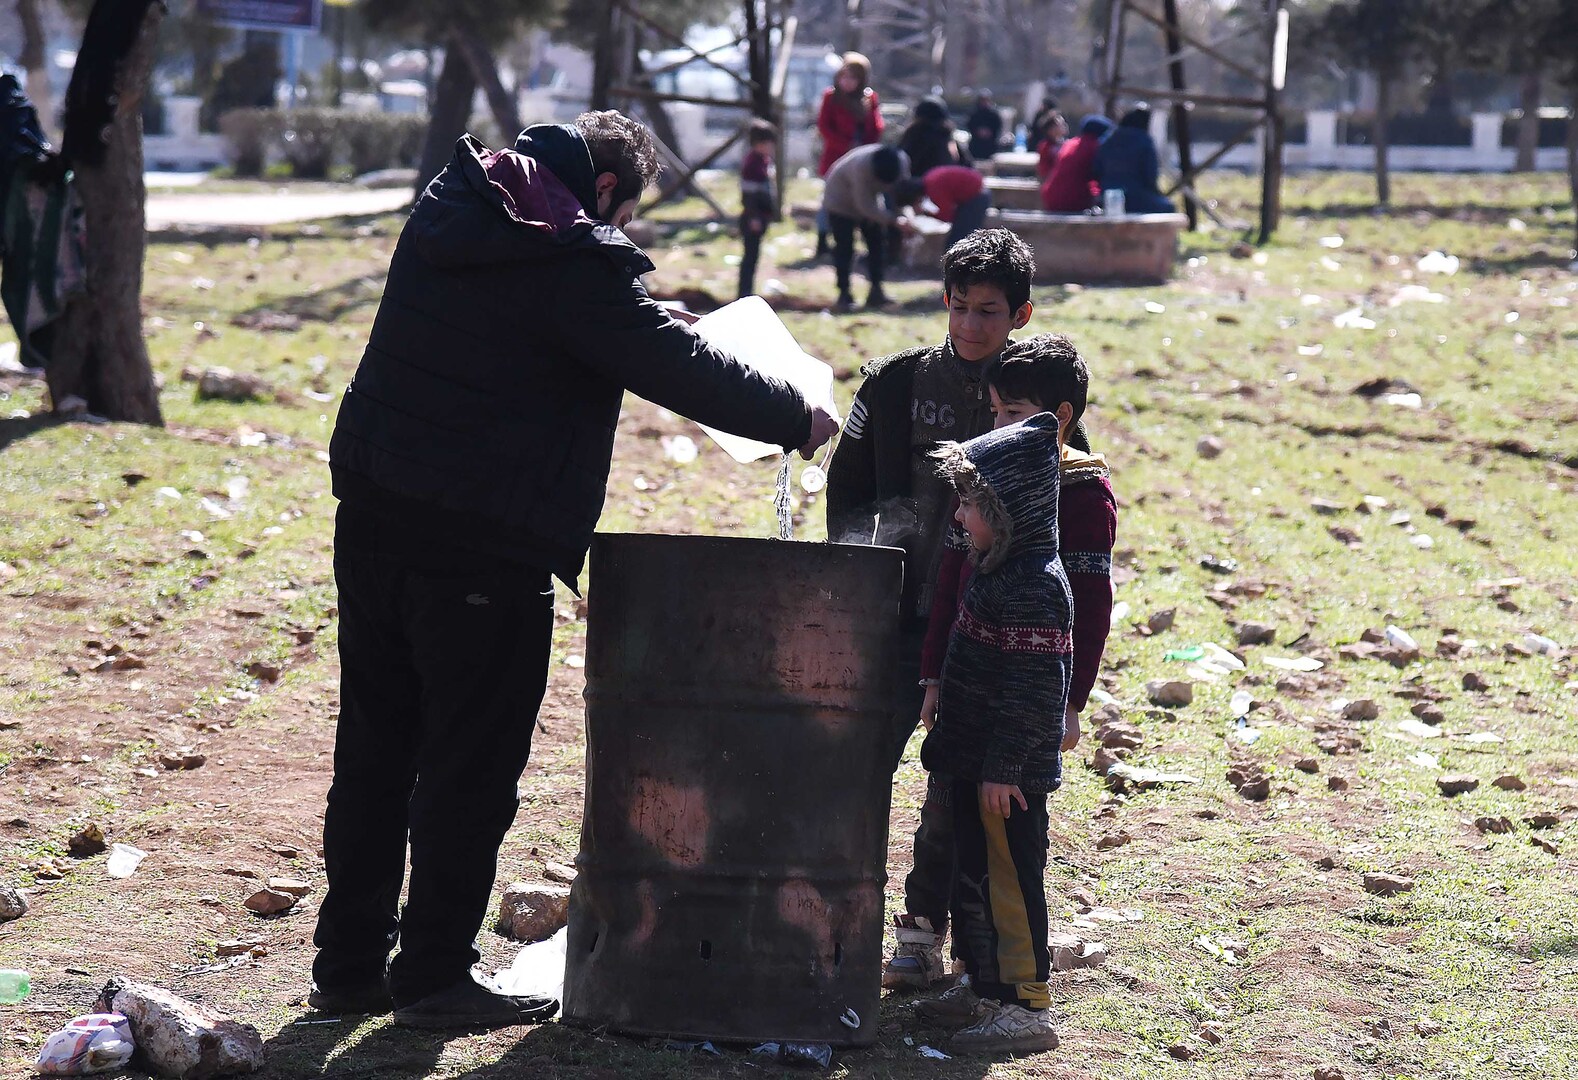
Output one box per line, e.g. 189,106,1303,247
920,333,1115,753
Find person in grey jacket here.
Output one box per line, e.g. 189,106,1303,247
819,143,911,311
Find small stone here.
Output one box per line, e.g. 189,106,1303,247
0,882,27,922
160,752,207,771
1368,1017,1393,1039
1196,435,1224,459
1327,524,1363,546
1295,758,1320,774
1226,763,1270,801
1531,835,1560,855
1436,774,1479,797
215,938,266,958
243,888,298,915
1327,775,1350,792
197,366,273,403
1236,621,1276,647
1341,699,1379,722
96,976,264,1078
1168,1042,1200,1061
496,882,570,942
1363,872,1415,897
1463,672,1490,691
542,861,577,885
1474,816,1513,835
1089,746,1123,774
69,823,108,857
1314,1067,1349,1080
245,661,281,682
1146,680,1193,708
1409,702,1445,725
1048,933,1108,971
265,877,311,897
1524,812,1560,830
1314,855,1338,870
1146,608,1176,634
1492,774,1527,792
1095,721,1144,751
92,653,147,673
1310,497,1344,515
1414,1019,1443,1037
1096,831,1132,851
1198,1022,1224,1045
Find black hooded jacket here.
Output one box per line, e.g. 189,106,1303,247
330,125,812,586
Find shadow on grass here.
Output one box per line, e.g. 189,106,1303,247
147,211,406,249
235,274,385,324
0,411,59,453
262,1016,446,1079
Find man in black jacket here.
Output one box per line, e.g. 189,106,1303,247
312,110,837,1030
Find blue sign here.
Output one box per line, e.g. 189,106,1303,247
196,0,320,31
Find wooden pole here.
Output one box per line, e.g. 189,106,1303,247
1161,0,1197,230
1258,0,1285,243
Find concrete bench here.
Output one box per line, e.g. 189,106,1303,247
978,151,1040,179
905,209,1188,285
984,176,1043,211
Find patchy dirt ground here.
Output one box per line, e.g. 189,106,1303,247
2,171,1576,1080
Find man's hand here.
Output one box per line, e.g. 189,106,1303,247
1061,705,1082,752
920,684,940,731
980,781,1028,818
666,306,702,326
799,406,839,459
895,217,918,236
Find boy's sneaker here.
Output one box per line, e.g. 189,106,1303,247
881,914,947,990
914,975,987,1026
951,1000,1060,1055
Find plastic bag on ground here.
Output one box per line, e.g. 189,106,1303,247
491,926,566,1003
36,1013,134,1075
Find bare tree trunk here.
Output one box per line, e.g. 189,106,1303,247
1515,65,1542,173
1568,84,1578,255
17,0,54,141
47,0,163,425
415,34,478,199
454,26,521,142
1374,70,1391,207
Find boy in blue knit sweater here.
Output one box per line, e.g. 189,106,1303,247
915,411,1072,1054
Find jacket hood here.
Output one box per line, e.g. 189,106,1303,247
1078,115,1114,138
935,412,1062,572
406,125,653,274
914,96,949,124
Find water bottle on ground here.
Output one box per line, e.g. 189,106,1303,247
0,969,30,1003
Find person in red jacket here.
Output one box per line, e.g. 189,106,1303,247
815,52,883,255
1039,114,1112,213
893,164,992,247
920,333,1115,759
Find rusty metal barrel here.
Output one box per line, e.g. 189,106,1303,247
562,533,904,1047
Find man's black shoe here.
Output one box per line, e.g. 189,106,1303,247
306,980,395,1016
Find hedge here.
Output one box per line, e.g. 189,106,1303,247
219,108,429,179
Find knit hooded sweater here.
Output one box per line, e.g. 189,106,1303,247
920,413,1073,793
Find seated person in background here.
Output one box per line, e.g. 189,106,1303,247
1033,110,1068,180
967,91,1004,162
1039,115,1112,213
1093,105,1176,215
899,96,973,177
893,165,992,247
1028,96,1061,154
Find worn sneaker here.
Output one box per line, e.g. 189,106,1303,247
393,974,558,1031
951,999,1060,1054
832,294,856,313
306,979,393,1016
914,975,987,1026
881,914,947,990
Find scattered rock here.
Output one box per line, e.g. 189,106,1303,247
159,752,207,771
1198,1022,1224,1045
1474,816,1513,835
214,939,267,958
1145,608,1176,634
542,861,577,885
1310,497,1344,515
1048,933,1108,971
264,878,310,898
1235,621,1276,647
1462,672,1490,692
1492,774,1527,792
1531,836,1560,855
1436,774,1480,797
1294,758,1320,774
1168,1042,1200,1061
92,653,148,673
1096,831,1132,851
244,661,281,683
1095,721,1144,751
1363,873,1415,897
1409,702,1445,725
496,882,571,942
243,888,298,916
1414,1019,1443,1037
1196,436,1224,459
1341,699,1379,722
1314,1067,1349,1080
1226,762,1270,801
1089,746,1124,775
1327,775,1350,792
230,310,302,333
1199,554,1239,575
1524,812,1560,830
197,367,273,403
1314,855,1338,870
96,976,264,1079
1327,524,1363,546
0,882,26,922
1145,680,1193,708
69,823,108,857
1104,762,1202,793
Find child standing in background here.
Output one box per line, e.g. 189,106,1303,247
738,120,778,300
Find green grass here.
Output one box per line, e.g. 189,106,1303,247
1,170,1576,1079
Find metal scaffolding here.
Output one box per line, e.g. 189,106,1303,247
591,0,797,216
1102,0,1288,242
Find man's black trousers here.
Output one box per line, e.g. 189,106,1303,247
312,519,554,1006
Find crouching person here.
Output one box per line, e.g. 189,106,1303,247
914,413,1072,1054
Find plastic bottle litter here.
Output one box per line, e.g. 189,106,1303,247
0,969,29,1003
105,844,147,880
1165,646,1206,663
1104,189,1126,217
35,1013,134,1076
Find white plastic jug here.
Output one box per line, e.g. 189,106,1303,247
690,297,840,464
